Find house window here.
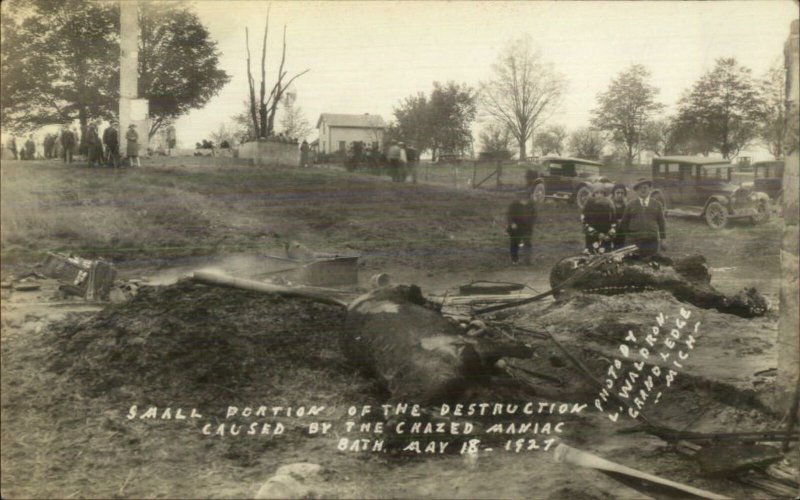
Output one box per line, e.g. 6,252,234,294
339,141,346,153
372,141,379,151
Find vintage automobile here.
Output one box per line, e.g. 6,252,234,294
748,160,784,204
528,156,615,209
649,156,770,229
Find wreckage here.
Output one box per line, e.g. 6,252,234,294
191,272,535,405
342,285,533,404
548,252,769,318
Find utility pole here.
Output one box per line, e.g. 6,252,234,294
119,1,149,155
777,19,799,416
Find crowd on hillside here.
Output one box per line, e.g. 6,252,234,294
7,120,142,168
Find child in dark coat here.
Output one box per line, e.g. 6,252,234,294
506,191,537,265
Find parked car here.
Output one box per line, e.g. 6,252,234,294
528,156,614,209
650,156,770,229
748,160,784,204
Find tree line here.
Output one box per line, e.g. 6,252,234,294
1,0,230,139
391,37,796,164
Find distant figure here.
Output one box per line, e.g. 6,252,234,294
86,122,104,167
405,144,419,184
9,136,17,160
619,179,666,258
506,190,537,265
300,139,310,167
61,125,76,163
53,131,62,159
103,121,120,168
611,183,628,249
125,124,140,167
386,140,402,181
581,186,615,255
43,134,53,159
24,135,36,160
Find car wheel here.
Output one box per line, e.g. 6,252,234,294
575,186,592,209
750,199,770,225
705,201,728,229
532,183,546,204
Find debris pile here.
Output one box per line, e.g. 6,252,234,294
48,280,354,409
549,253,769,318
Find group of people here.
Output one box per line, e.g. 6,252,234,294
7,121,141,167
8,136,40,160
386,140,419,183
506,178,666,265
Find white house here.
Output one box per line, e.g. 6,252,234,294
316,113,386,154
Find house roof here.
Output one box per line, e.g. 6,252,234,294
316,113,386,129
653,156,730,166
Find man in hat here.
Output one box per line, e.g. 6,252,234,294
506,190,537,265
619,178,666,257
60,124,76,163
103,120,120,168
125,124,140,167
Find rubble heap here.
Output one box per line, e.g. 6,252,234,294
48,280,357,409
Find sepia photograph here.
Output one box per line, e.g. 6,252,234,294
1,0,799,498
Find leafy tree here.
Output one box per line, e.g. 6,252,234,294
480,37,566,159
478,123,513,161
1,0,230,138
392,81,477,159
139,2,230,137
759,60,796,159
428,81,477,158
279,91,312,140
591,64,664,166
392,92,431,153
534,125,567,156
1,0,118,132
569,128,606,160
641,117,678,157
675,58,764,159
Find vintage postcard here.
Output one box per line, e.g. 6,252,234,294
1,1,799,498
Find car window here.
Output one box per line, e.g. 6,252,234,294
663,163,681,180
561,164,576,177
548,165,562,175
575,165,600,177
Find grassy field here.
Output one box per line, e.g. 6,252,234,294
1,156,782,294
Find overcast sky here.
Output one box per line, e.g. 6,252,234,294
176,0,797,155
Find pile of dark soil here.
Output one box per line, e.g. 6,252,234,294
48,280,376,411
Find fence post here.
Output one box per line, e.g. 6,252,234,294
472,161,477,188
496,161,502,187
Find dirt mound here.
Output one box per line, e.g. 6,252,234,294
48,280,373,410
510,291,779,420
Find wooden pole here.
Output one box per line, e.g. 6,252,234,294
191,270,349,308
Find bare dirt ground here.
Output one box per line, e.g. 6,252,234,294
1,156,793,498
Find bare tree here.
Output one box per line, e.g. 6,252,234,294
244,10,310,139
480,37,566,159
